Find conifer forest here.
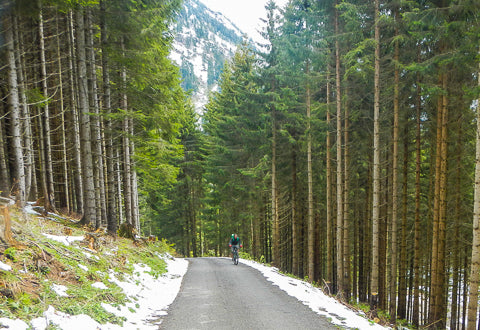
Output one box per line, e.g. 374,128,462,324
2,0,480,328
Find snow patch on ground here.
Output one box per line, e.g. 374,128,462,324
1,242,390,330
82,250,100,260
42,233,84,246
241,259,390,330
0,255,188,330
78,264,88,272
92,282,108,290
0,318,32,329
43,306,104,330
0,261,12,271
24,203,41,215
51,284,69,297
101,257,188,329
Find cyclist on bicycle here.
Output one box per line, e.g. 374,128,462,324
229,233,242,259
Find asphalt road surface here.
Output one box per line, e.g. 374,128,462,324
160,257,337,329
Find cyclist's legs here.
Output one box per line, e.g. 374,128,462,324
231,245,239,259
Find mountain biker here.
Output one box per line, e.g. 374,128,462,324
229,233,242,259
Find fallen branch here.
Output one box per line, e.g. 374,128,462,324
0,197,15,207
26,238,82,263
322,279,331,295
45,242,82,262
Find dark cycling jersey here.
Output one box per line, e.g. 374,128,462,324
229,237,241,246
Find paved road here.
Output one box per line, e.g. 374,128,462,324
160,257,336,329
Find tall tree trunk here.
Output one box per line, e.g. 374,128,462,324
326,67,334,290
379,160,388,310
36,97,50,211
353,193,358,299
76,8,96,226
200,183,205,256
398,119,409,320
361,157,373,303
306,60,315,282
120,39,132,227
132,169,140,230
100,0,117,235
437,75,448,328
451,115,462,330
14,15,33,201
462,253,469,328
413,49,422,328
38,2,56,211
390,12,400,321
429,73,448,329
189,180,197,256
68,9,84,215
467,49,480,330
0,110,10,197
4,12,26,207
130,118,140,230
292,145,298,275
122,117,132,226
55,12,70,213
335,0,344,295
371,0,381,310
271,84,279,267
86,8,106,228
343,88,351,300
116,148,124,224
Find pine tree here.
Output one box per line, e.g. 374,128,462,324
76,7,97,226
371,0,381,311
3,8,26,207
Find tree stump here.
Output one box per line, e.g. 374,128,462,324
118,222,137,239
84,233,98,251
0,197,16,248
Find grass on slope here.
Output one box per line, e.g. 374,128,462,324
0,206,173,327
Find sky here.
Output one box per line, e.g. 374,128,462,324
198,0,289,43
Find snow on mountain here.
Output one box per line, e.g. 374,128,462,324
170,0,246,112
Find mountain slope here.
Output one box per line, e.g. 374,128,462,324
170,0,245,111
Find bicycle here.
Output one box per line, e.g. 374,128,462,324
232,246,239,265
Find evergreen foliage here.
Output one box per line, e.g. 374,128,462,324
0,0,185,230
160,0,480,327
3,0,480,327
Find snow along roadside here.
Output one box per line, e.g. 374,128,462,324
0,255,188,330
240,259,390,330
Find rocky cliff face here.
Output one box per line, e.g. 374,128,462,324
170,0,245,112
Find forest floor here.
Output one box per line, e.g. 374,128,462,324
0,203,187,329
0,204,398,329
